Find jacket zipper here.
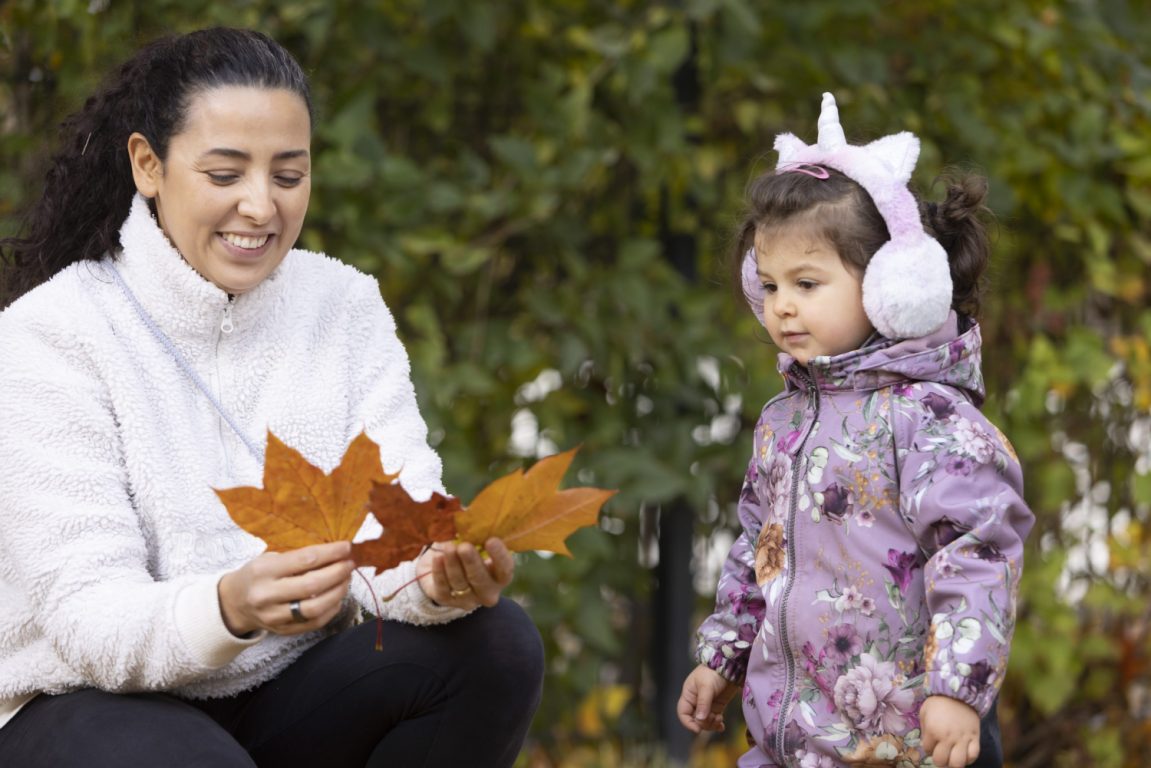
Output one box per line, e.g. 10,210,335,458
775,367,821,759
220,302,235,335
214,298,235,465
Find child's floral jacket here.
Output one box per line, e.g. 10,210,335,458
697,314,1034,768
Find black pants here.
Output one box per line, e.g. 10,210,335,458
972,697,1003,768
0,598,544,767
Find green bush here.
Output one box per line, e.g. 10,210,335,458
3,2,1148,764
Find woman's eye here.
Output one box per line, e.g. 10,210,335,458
275,175,304,188
207,173,239,185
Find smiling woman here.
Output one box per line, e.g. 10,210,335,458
127,86,313,295
0,27,542,768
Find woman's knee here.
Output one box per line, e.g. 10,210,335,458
458,598,545,698
0,690,254,768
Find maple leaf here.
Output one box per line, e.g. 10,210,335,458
352,484,460,574
454,447,616,557
219,433,613,582
216,431,394,551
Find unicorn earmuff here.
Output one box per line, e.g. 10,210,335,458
743,92,952,341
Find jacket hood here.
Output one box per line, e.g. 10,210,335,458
778,311,986,406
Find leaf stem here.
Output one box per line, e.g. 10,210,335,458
380,569,434,602
354,569,385,651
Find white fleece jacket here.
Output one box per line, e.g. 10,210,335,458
0,195,464,727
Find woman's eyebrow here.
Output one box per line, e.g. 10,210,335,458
198,148,310,161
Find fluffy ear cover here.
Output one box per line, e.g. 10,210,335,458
750,92,952,340
741,248,764,323
863,236,952,339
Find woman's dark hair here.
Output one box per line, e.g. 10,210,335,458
731,167,992,320
0,27,312,307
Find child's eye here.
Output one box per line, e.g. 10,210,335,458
797,279,818,290
760,282,777,294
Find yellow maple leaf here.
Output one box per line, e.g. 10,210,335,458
454,447,615,556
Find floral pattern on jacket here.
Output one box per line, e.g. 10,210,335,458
696,315,1034,768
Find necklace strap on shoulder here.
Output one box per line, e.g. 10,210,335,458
105,264,265,465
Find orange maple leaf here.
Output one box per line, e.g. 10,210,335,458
454,447,616,556
352,484,460,574
216,431,395,551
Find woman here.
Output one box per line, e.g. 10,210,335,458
0,27,543,767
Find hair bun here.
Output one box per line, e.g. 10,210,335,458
924,172,992,318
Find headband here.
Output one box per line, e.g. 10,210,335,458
742,92,952,340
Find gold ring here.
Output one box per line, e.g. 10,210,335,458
449,587,472,597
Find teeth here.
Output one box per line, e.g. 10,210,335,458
221,233,270,249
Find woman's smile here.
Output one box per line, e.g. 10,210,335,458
220,232,272,251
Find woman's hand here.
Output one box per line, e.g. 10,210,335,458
676,664,740,734
416,538,514,610
921,695,981,768
218,541,356,637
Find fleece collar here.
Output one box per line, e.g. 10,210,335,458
113,193,289,347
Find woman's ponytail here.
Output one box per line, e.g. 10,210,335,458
0,44,164,308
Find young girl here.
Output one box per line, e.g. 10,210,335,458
677,94,1034,768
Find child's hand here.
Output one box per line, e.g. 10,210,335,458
676,664,739,734
920,695,980,768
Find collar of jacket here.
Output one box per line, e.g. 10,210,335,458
776,311,987,405
112,193,290,347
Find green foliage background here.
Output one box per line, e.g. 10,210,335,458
3,2,1149,766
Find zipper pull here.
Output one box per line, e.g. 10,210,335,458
220,303,235,334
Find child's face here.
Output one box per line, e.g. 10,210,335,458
754,226,874,365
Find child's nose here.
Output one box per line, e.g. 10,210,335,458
772,292,796,317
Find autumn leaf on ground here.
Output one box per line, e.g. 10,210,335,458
352,484,460,574
216,431,395,551
454,447,616,556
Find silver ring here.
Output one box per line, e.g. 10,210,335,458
449,587,472,597
289,599,307,623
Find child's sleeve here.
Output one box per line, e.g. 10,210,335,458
695,457,766,683
896,392,1035,716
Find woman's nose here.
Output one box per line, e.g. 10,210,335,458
237,180,275,224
